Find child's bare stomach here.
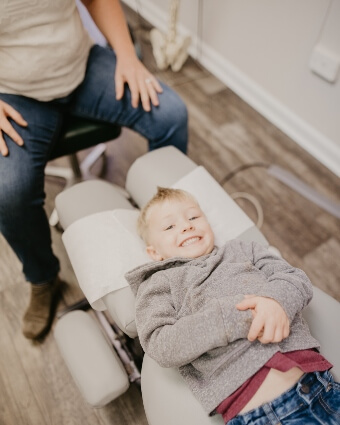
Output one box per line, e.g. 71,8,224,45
240,367,304,413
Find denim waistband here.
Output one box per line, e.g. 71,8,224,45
236,370,334,424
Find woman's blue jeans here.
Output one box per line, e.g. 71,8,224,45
0,45,188,284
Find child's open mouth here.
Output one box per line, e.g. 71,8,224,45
181,236,201,247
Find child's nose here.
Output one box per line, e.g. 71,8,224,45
182,221,194,232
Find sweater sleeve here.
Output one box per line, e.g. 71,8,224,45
247,241,313,322
135,273,252,368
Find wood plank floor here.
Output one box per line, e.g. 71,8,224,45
0,5,339,425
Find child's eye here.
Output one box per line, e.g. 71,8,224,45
189,216,199,221
165,224,174,230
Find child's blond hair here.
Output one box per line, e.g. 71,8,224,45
137,187,198,243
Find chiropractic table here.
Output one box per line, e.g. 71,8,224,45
54,146,340,425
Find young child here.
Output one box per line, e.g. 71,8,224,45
125,187,340,424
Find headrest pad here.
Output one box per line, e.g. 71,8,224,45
62,209,151,310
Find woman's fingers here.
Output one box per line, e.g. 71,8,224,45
139,79,152,112
115,73,125,101
0,134,9,156
5,103,28,127
1,118,25,146
0,100,27,155
115,57,163,111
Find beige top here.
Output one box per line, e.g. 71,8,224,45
0,0,93,101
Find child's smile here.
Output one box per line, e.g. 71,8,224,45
180,236,201,247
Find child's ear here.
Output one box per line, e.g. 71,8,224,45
146,245,163,261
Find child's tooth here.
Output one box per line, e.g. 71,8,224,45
183,237,199,246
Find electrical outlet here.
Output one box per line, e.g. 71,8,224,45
309,45,339,83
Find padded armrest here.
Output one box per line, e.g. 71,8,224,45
103,288,137,338
54,310,129,406
142,355,223,425
303,286,340,380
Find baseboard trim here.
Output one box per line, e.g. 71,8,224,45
198,43,340,177
123,0,340,177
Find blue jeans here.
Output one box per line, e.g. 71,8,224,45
227,370,340,425
0,45,188,284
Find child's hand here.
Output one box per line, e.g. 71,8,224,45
236,295,290,344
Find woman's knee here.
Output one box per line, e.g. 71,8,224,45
159,84,188,129
0,177,33,214
146,85,188,152
0,155,44,213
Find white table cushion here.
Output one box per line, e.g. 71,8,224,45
62,209,151,310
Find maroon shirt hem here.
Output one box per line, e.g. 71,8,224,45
216,349,332,422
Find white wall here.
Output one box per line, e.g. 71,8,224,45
123,0,340,177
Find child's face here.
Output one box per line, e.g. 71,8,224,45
145,197,215,261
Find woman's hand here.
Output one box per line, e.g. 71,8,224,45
115,54,163,112
0,100,27,156
82,0,162,111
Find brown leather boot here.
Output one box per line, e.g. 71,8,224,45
22,277,62,340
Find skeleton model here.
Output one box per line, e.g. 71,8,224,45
150,0,191,72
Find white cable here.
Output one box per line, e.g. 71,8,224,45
268,165,340,219
231,192,264,229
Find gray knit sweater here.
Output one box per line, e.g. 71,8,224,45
125,240,320,414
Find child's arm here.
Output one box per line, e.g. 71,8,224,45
234,240,313,343
135,274,252,368
236,295,290,343
242,241,313,322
